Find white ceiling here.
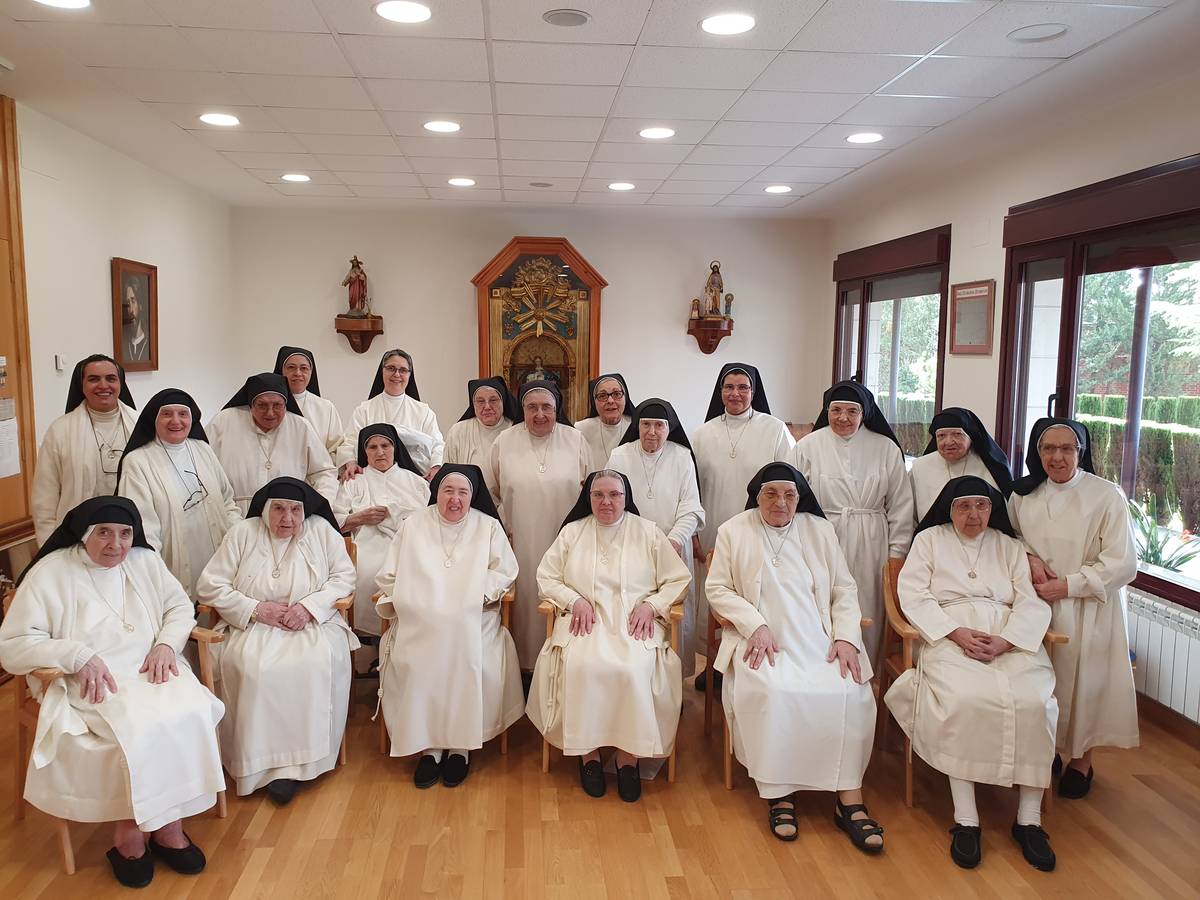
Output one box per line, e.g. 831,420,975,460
0,0,1177,211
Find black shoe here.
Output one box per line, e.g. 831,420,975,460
948,825,982,869
617,764,641,803
148,833,206,875
1051,754,1063,778
579,758,606,798
1058,765,1093,799
414,754,442,789
692,669,723,692
1011,822,1056,871
106,846,154,888
266,778,298,806
442,753,470,788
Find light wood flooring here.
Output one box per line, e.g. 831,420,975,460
1,676,1197,899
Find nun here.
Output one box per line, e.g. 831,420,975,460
337,349,444,480
488,380,590,669
0,497,224,887
575,373,636,471
32,354,139,545
444,376,517,497
116,389,241,597
527,470,690,803
1008,418,1139,799
909,407,1013,520
206,373,338,514
885,477,1058,871
375,465,522,789
791,381,914,665
606,398,705,676
333,424,430,637
273,345,346,459
195,478,358,805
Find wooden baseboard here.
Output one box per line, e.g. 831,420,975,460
1138,692,1200,746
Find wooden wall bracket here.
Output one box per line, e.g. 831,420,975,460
687,317,733,354
334,314,384,354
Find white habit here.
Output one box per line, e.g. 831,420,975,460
526,513,690,758
707,510,876,798
295,390,347,461
444,416,512,498
909,452,1001,521
337,393,444,473
0,546,225,830
576,415,631,472
196,517,359,795
1008,471,1140,758
376,506,523,756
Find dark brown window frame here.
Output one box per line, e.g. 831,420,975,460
995,153,1200,612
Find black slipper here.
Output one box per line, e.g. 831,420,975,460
692,670,723,692
441,753,470,788
617,764,641,803
148,833,206,875
106,846,154,888
768,797,799,842
1058,765,1093,799
579,758,606,798
1051,754,1063,778
834,800,885,853
949,825,982,869
414,754,442,789
1011,822,1056,871
266,778,298,806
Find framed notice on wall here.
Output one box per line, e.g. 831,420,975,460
949,279,995,355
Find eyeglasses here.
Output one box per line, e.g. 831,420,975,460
1039,443,1079,456
182,471,209,511
951,499,992,514
595,390,625,402
382,365,410,376
722,385,752,394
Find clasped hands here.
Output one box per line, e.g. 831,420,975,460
76,643,178,703
1028,554,1068,602
254,601,315,630
569,597,658,640
948,627,1014,662
744,625,865,683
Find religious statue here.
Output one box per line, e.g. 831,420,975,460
689,298,701,320
334,254,384,352
342,255,369,316
704,261,724,316
724,293,734,319
524,355,561,386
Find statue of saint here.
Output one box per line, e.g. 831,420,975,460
524,355,560,385
724,293,734,319
704,261,724,316
342,256,368,316
689,298,701,320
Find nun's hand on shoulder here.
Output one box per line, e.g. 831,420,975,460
424,465,441,483
339,462,363,482
1027,554,1057,584
140,644,179,685
1034,578,1068,602
669,538,684,559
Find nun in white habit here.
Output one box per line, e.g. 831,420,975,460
444,376,516,498
527,470,690,803
0,497,223,887
206,373,338,514
885,477,1058,872
333,423,430,637
575,373,635,471
606,398,705,676
909,407,1013,520
375,465,522,790
117,389,241,597
337,349,444,479
706,463,881,849
195,478,358,805
791,381,914,666
488,380,590,668
32,354,139,546
1008,418,1139,800
274,345,346,460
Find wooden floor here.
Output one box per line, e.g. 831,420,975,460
1,677,1197,899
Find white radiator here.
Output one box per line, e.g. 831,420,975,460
1127,590,1200,725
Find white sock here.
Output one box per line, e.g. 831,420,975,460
949,777,980,827
447,749,468,759
1016,785,1043,827
427,749,443,762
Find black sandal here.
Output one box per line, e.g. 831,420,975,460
834,800,884,853
768,796,799,842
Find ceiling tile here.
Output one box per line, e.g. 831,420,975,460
148,0,327,30
22,23,214,69
579,178,660,193
385,111,496,138
939,2,1156,58
427,187,503,201
577,192,649,205
340,35,489,79
489,0,651,44
672,163,767,181
5,0,164,25
406,157,500,175
585,162,679,179
774,146,888,167
500,140,595,162
492,42,633,86
611,87,741,120
752,51,918,93
705,121,822,147
181,28,353,76
503,176,583,191
365,79,493,113
504,190,577,203
268,108,390,135
495,83,618,117
316,155,412,172
223,151,322,169
95,68,249,104
143,102,283,131
646,194,721,207
313,0,485,38
626,46,777,90
788,0,995,54
724,91,863,124
232,74,374,110
274,183,355,197
294,134,403,155
737,181,823,196
884,55,1058,98
684,145,788,166
839,95,983,127
420,173,501,189
592,142,693,164
600,118,716,143
501,159,590,177
333,171,422,187
188,130,307,152
758,165,853,183
638,0,826,50
803,122,931,150
657,179,746,195
245,168,342,185
719,194,799,207
497,116,605,142
350,186,433,200
396,137,497,158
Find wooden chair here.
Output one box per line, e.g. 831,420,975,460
343,535,357,632
375,588,517,756
878,557,1068,807
536,597,686,783
5,589,227,875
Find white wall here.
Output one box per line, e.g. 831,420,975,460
18,104,235,439
230,207,831,436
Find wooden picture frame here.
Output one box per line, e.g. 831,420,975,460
948,279,994,355
111,257,158,372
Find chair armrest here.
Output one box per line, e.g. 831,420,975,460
890,617,920,641
501,588,515,605
1044,630,1069,645
189,626,225,645
860,617,873,629
537,599,554,617
669,605,684,623
333,595,353,612
196,603,214,617
29,668,66,688
711,611,732,629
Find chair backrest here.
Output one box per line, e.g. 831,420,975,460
880,557,908,654
2,587,13,616
344,535,357,567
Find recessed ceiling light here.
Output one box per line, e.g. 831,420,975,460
1007,23,1069,43
447,177,475,187
374,1,431,24
701,13,755,36
608,182,635,191
529,181,554,188
543,8,591,27
423,120,461,133
198,112,240,127
33,0,90,8
639,126,675,140
846,132,884,144
281,173,310,183
764,185,792,194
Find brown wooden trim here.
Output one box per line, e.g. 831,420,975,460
1136,693,1200,746
933,263,948,413
0,516,33,550
1133,571,1200,613
832,224,951,283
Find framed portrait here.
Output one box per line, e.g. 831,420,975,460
949,279,995,355
111,257,158,372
